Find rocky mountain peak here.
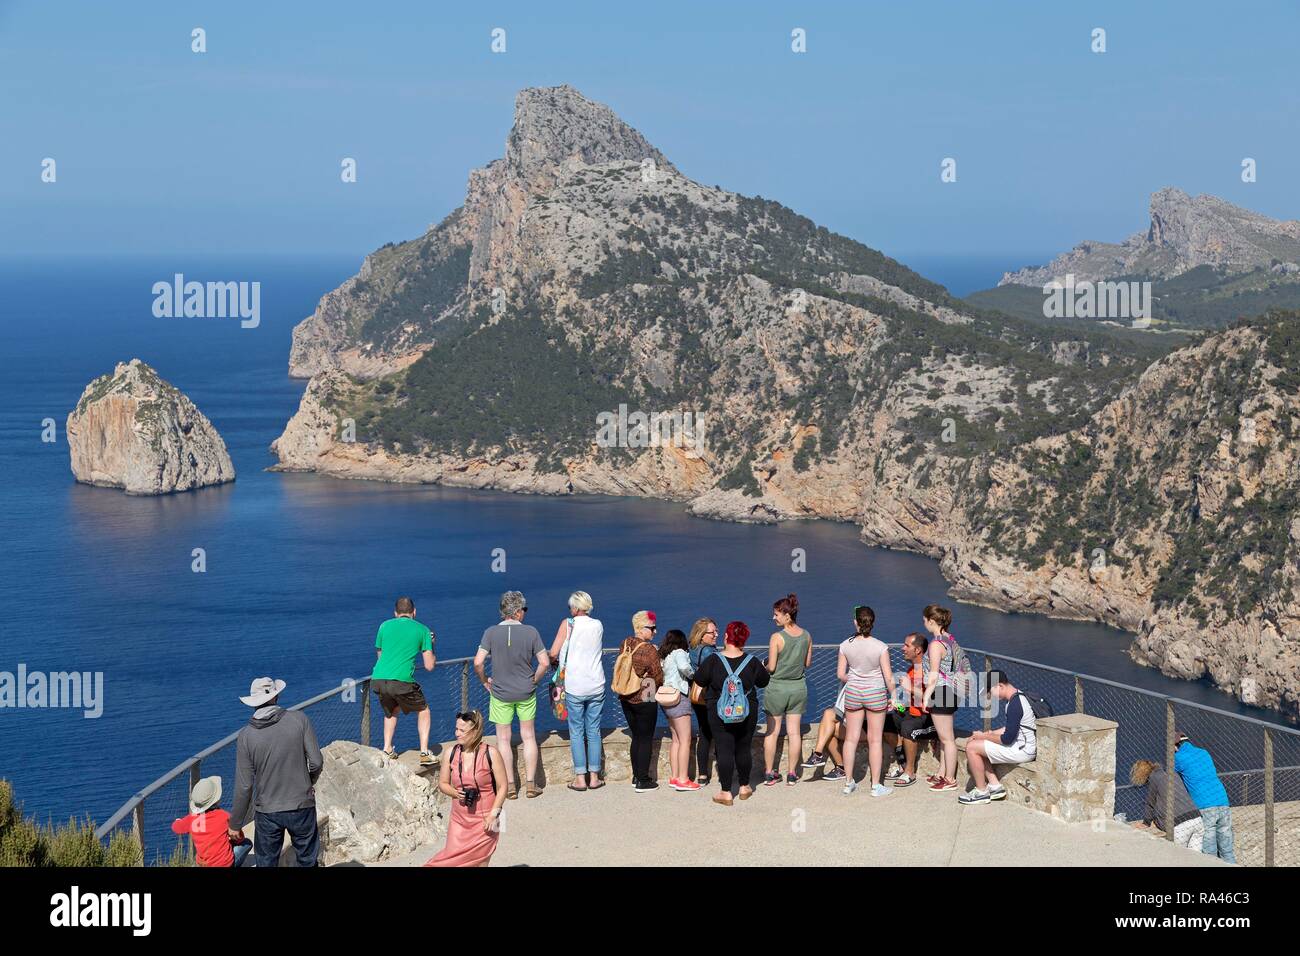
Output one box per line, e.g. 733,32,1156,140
504,85,673,194
1001,187,1300,286
1145,186,1193,244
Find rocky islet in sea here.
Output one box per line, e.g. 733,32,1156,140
66,358,235,495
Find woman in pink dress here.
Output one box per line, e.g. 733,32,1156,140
426,710,506,867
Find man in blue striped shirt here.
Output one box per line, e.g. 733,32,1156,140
1173,733,1236,864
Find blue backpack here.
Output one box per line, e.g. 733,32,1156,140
717,655,753,724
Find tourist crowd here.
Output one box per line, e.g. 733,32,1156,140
169,591,1239,867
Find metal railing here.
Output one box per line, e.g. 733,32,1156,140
97,644,1300,866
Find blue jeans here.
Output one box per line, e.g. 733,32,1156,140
1200,806,1236,863
254,807,319,868
566,693,604,774
231,839,253,868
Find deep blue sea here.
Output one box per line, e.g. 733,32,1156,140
0,256,1287,834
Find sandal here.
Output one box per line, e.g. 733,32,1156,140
526,782,542,799
506,783,518,800
381,749,398,760
587,779,606,791
567,781,588,792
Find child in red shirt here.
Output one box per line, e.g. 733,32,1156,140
172,775,252,867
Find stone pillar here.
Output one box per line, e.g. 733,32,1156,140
1032,713,1118,824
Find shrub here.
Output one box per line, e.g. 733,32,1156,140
0,778,143,867
0,815,43,867
44,817,106,867
103,830,144,868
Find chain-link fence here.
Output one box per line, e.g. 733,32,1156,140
98,644,1300,866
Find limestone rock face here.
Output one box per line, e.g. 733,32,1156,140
313,741,446,865
66,359,234,495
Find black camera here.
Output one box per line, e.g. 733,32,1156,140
461,786,480,809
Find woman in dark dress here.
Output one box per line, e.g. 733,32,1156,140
693,621,770,806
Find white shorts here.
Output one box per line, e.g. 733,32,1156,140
982,741,1035,765
1173,817,1205,850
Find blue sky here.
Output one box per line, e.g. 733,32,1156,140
3,0,1297,267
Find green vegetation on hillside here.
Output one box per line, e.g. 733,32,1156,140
969,266,1300,332
344,303,635,468
358,242,471,350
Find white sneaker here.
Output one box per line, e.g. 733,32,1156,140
842,780,858,796
870,783,892,798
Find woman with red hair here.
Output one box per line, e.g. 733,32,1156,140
691,621,771,806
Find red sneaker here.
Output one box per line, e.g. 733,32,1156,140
678,779,701,792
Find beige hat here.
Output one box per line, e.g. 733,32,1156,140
240,676,287,707
189,775,222,814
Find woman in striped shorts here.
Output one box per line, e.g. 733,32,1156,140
837,605,895,797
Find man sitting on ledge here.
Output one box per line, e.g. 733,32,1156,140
958,670,1037,805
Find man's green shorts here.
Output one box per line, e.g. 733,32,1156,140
763,678,808,716
489,694,538,724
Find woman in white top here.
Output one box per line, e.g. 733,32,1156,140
837,605,894,797
550,591,606,791
657,628,698,792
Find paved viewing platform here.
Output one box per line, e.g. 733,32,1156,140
364,719,1228,868
378,771,1225,868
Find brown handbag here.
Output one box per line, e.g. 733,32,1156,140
611,640,642,696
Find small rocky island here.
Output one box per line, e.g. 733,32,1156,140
67,359,235,495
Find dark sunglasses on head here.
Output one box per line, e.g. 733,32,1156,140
455,711,478,722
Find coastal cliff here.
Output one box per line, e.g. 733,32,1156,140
68,359,234,495
274,85,1299,717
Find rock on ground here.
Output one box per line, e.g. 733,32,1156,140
314,741,446,865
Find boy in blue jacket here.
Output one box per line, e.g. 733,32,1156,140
1173,733,1235,863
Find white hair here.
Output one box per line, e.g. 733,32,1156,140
568,590,593,613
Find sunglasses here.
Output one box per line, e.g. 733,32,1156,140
455,712,479,722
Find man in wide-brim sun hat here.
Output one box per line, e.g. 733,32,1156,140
228,676,324,867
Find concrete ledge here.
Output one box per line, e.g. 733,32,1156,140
466,714,1113,824
460,719,998,787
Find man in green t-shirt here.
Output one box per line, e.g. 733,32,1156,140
371,596,436,764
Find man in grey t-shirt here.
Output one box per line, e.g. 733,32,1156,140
474,590,550,798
